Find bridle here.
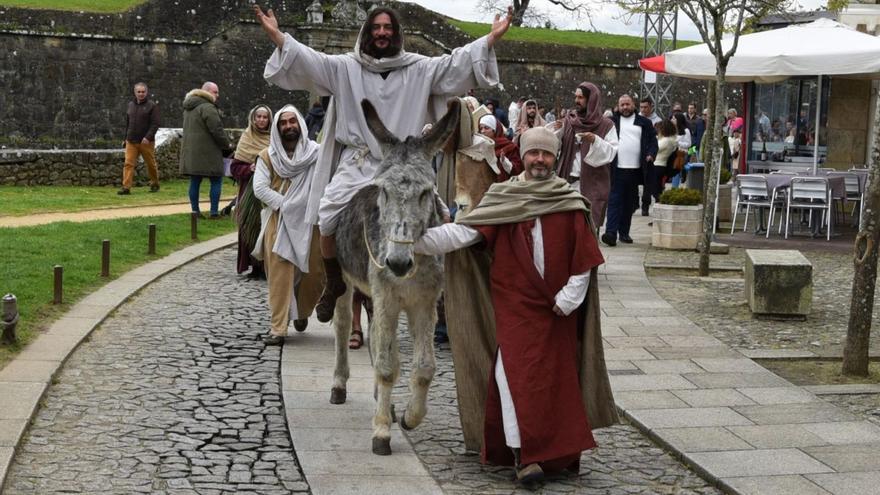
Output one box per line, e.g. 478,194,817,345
363,222,419,279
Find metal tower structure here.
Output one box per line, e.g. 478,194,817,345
641,1,678,116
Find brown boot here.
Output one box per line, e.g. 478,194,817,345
315,257,347,323
512,448,544,485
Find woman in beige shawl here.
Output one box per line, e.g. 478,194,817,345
230,104,272,276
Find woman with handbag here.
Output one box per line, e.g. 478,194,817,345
654,120,678,201
669,112,692,187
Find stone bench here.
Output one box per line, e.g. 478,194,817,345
745,249,812,318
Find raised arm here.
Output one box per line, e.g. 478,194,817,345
254,5,285,49
425,6,512,95
255,4,341,94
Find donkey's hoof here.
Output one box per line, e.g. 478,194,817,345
372,437,392,456
329,387,347,404
399,411,413,431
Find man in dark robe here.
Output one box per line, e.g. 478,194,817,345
416,127,617,484
553,82,619,228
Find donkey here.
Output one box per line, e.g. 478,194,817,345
329,98,461,456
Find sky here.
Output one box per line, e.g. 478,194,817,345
409,0,828,42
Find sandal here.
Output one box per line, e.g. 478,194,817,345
348,330,364,350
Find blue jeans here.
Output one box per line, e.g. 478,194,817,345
189,175,223,215
671,172,682,188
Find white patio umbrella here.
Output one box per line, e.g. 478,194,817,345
639,18,880,233
639,18,880,83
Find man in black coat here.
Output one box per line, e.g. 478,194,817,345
602,94,658,246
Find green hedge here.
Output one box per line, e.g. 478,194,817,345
659,187,702,206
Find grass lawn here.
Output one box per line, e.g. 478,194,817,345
0,0,145,12
0,179,235,217
448,19,698,50
0,214,235,369
761,359,880,386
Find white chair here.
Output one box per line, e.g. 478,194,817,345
731,175,785,238
785,177,832,241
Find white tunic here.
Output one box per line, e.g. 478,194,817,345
565,127,619,193
263,34,500,233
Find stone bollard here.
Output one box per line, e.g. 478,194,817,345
2,294,19,344
745,249,812,319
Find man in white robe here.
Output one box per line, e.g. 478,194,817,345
253,4,513,321
252,105,322,345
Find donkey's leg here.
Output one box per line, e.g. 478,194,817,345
371,291,401,455
330,284,354,404
400,301,437,431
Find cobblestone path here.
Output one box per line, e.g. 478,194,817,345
3,250,308,495
393,328,722,495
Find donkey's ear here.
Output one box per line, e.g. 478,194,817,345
419,98,461,154
361,99,399,146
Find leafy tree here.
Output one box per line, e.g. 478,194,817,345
617,0,790,278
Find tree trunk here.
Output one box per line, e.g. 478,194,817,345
842,89,880,376
698,69,727,276
512,0,528,26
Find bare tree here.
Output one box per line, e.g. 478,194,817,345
617,0,789,277
477,0,597,27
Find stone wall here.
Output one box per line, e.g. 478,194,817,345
0,130,241,186
1,0,709,150
826,78,872,167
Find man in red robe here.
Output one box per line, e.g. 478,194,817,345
416,126,615,485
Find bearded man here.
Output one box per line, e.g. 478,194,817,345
254,4,512,322
553,82,619,227
415,127,617,485
252,106,323,345
513,99,545,139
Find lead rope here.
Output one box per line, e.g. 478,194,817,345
364,222,386,270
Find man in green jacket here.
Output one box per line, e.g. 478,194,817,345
179,82,231,218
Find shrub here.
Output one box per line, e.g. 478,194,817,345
720,168,732,184
659,187,702,205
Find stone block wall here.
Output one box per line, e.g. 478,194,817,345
0,130,241,186
826,78,872,168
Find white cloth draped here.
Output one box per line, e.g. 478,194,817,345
252,105,320,271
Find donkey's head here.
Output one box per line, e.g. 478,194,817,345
361,98,460,278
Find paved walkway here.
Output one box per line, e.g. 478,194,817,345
600,216,880,495
0,199,232,228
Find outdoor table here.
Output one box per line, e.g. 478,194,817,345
750,173,846,236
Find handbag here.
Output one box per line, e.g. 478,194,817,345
672,149,687,171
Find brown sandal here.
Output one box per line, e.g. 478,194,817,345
348,330,364,350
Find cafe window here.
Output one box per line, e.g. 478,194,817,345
748,77,830,161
